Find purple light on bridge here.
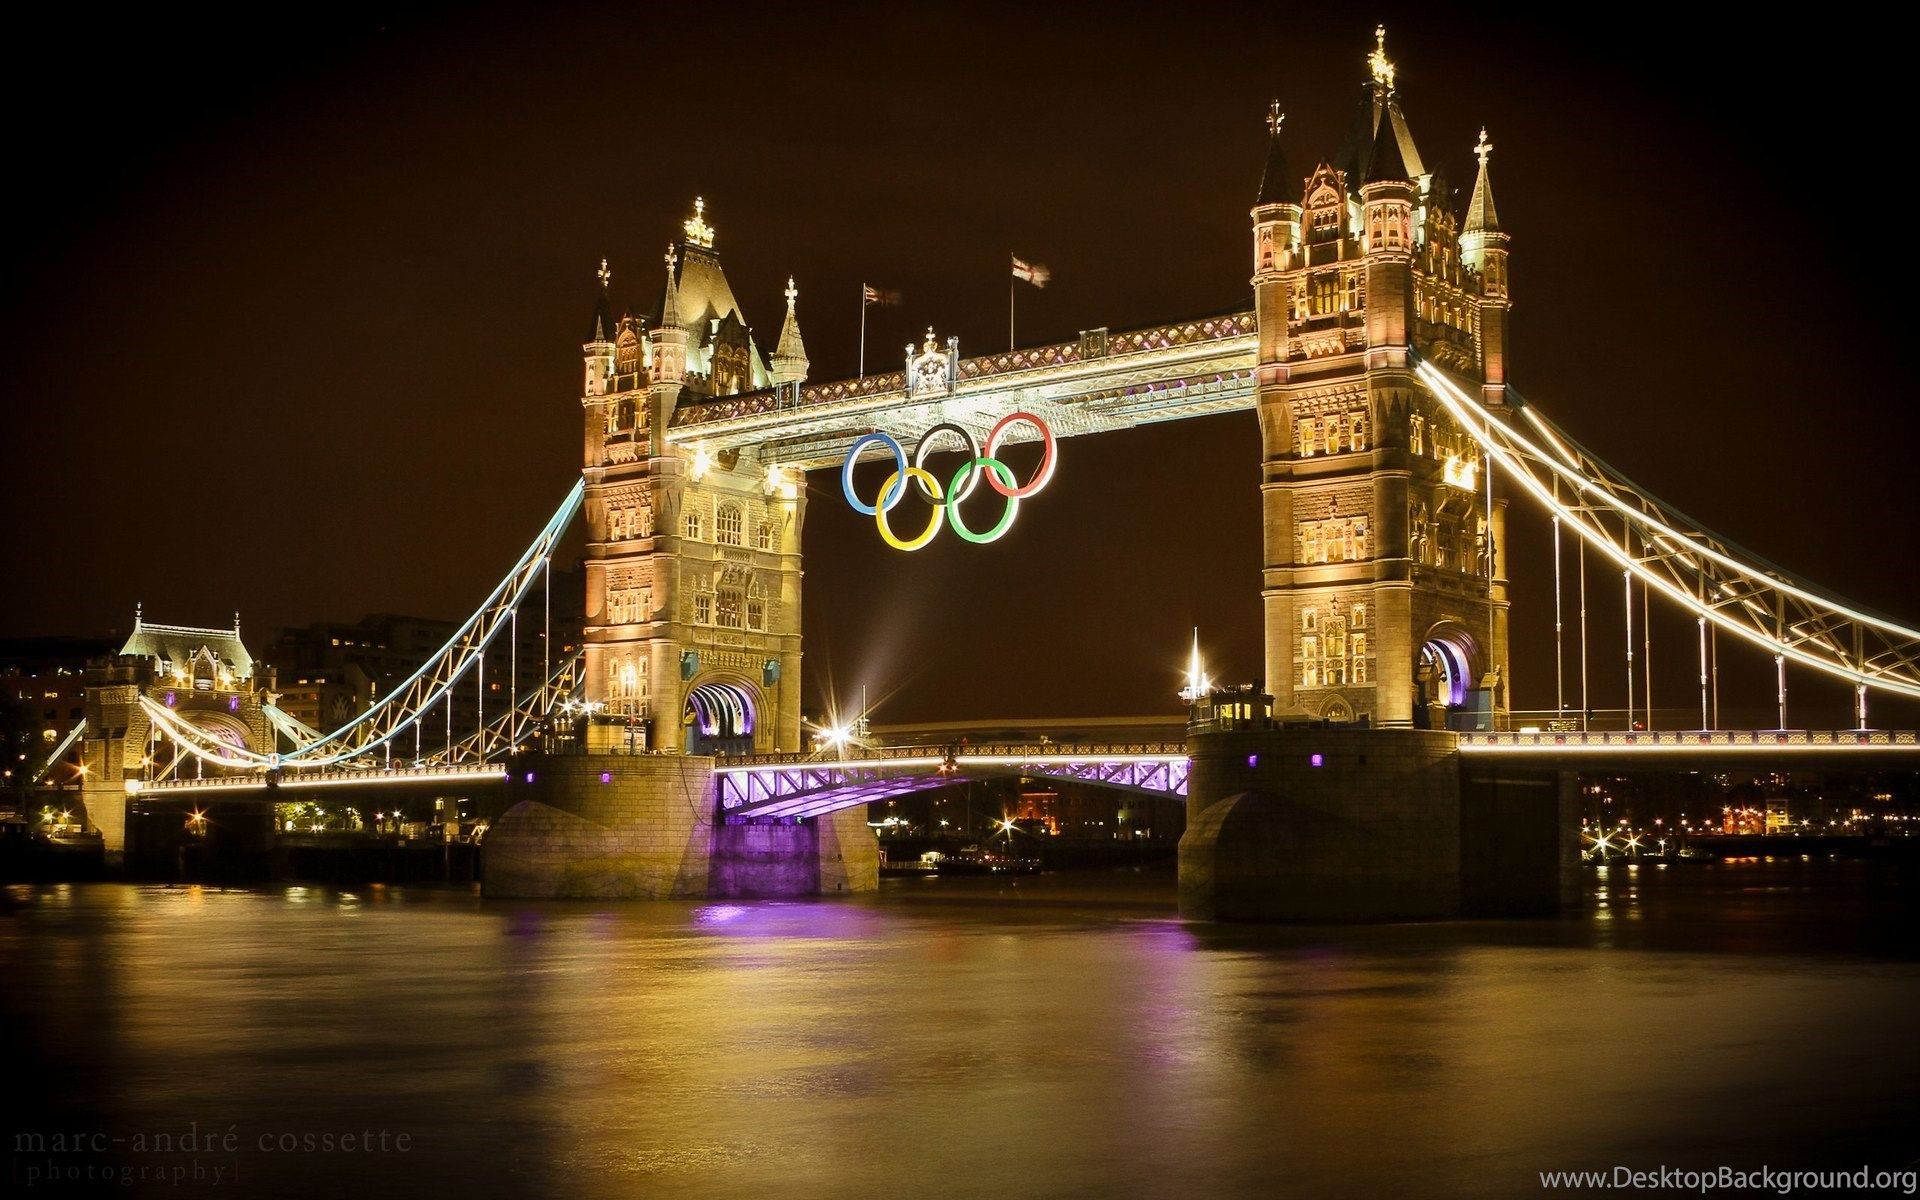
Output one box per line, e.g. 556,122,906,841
1247,754,1259,767
1310,753,1325,768
599,771,613,784
524,771,535,784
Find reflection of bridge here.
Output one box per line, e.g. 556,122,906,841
49,27,1920,916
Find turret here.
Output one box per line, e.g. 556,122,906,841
769,276,810,385
1251,102,1304,367
649,243,688,387
1460,128,1511,404
1360,79,1415,354
584,257,615,398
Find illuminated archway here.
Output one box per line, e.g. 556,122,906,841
1417,627,1479,710
683,681,758,756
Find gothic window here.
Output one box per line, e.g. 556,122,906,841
1301,635,1321,689
1352,519,1369,560
746,578,767,631
683,505,704,541
1297,418,1316,457
694,591,713,624
1350,411,1368,451
1352,604,1367,629
1324,415,1342,455
1311,274,1339,316
1345,273,1363,313
636,504,653,537
1302,524,1322,564
716,588,743,629
716,503,744,547
1302,608,1318,633
1259,229,1275,272
1291,280,1308,321
606,656,644,715
756,520,773,551
609,508,625,540
1410,413,1425,455
1352,634,1369,684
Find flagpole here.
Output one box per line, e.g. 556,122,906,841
859,284,868,378
1008,257,1015,351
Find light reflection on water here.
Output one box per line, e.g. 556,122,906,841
4,860,1919,1199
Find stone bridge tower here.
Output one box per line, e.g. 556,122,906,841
579,201,807,754
79,613,273,857
1252,28,1512,730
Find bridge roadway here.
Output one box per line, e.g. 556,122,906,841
122,730,1920,805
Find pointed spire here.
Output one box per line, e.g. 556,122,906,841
1464,127,1501,234
134,601,142,629
1255,100,1302,205
586,257,616,343
658,243,682,329
1364,99,1411,184
770,276,810,384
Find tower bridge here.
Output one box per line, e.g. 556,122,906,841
60,27,1920,918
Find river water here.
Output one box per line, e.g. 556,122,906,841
6,859,1920,1198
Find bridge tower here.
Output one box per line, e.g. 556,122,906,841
1252,28,1512,730
79,613,274,859
579,200,807,754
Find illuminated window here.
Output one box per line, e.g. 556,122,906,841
746,579,767,630
1311,273,1339,316
756,520,773,550
1322,416,1340,456
1301,635,1320,688
694,592,712,624
1350,412,1368,451
1302,608,1317,633
1345,273,1363,312
683,506,703,541
716,504,744,547
636,504,653,537
1302,524,1322,564
1352,604,1367,629
1297,418,1316,457
716,589,743,629
1410,413,1425,455
1352,633,1369,684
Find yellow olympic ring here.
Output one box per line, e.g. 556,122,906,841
875,467,943,551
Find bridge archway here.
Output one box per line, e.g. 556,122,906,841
1416,624,1480,727
683,678,758,757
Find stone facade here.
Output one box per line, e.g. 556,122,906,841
484,753,876,899
1251,31,1512,730
1178,724,1579,921
80,617,272,858
579,205,808,755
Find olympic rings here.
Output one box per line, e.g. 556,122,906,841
874,468,944,551
844,413,1057,551
841,432,907,515
983,411,1056,498
944,458,1019,544
913,422,983,503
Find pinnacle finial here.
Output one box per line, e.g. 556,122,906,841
1475,127,1492,166
784,276,798,309
682,196,715,249
596,257,611,289
1267,100,1285,135
134,601,142,627
923,326,939,354
1369,24,1396,92
664,242,677,272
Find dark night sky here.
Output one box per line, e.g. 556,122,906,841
4,4,1915,728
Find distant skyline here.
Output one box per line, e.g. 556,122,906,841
4,4,1914,726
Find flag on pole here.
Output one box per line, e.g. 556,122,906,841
1011,256,1050,288
862,284,901,306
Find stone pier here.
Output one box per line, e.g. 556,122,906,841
483,752,876,899
1178,726,1577,922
